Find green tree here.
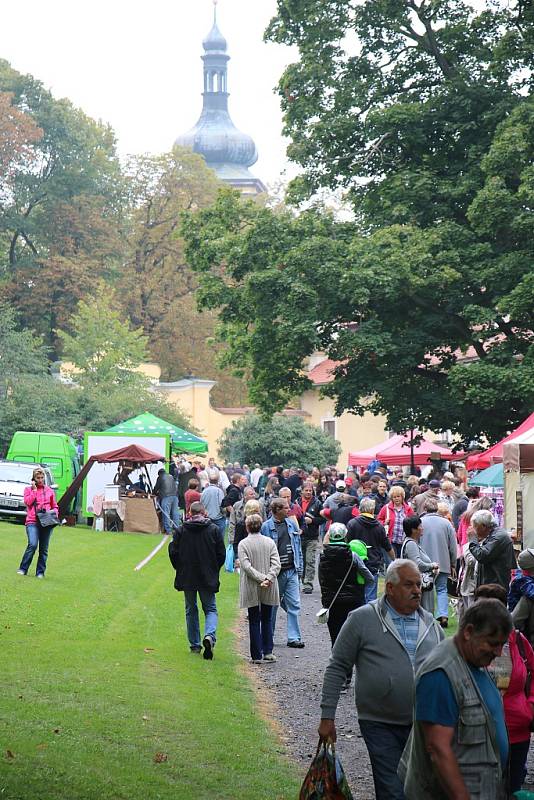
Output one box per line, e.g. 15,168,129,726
57,283,149,388
0,376,83,455
118,147,249,406
0,300,47,393
182,3,534,446
0,60,124,351
217,415,341,468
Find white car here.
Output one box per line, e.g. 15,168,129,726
0,461,56,520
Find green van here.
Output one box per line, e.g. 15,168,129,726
6,432,81,512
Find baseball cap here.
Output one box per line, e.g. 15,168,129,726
518,549,534,571
328,523,348,544
335,480,346,489
429,479,441,488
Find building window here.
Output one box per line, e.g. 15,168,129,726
323,420,336,438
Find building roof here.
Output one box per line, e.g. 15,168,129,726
307,345,480,386
307,358,338,386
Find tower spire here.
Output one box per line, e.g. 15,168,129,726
174,4,266,195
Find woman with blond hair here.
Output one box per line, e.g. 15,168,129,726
17,467,59,578
377,485,412,557
238,513,281,663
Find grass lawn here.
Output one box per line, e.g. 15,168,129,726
0,522,300,800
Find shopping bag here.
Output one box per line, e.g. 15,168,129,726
299,740,354,800
224,543,235,573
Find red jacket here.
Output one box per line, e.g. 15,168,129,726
503,629,534,744
24,486,58,525
377,501,412,541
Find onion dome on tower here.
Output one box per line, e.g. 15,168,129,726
174,2,266,195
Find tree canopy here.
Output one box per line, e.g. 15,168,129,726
182,2,534,446
217,415,341,468
57,282,149,388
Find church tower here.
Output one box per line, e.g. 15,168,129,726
174,2,266,196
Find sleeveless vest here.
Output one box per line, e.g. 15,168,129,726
398,637,506,800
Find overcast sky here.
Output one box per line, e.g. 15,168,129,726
0,0,297,186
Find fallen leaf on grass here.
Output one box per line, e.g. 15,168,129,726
5,750,15,760
144,647,155,653
37,744,48,750
153,752,168,763
142,715,149,721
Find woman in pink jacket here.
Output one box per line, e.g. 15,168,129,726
376,487,412,557
17,467,59,578
476,583,534,794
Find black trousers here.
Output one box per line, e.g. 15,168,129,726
326,602,359,647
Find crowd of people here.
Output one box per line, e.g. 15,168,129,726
165,456,534,798
14,449,534,797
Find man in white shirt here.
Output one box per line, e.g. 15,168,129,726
250,463,264,489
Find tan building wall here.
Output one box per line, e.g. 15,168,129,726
156,377,390,470
299,390,390,471
155,379,247,460
60,360,391,469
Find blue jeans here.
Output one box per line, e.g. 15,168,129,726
272,568,302,643
20,524,53,576
435,571,449,619
160,495,180,534
212,517,226,540
183,590,218,649
248,604,274,660
365,573,379,603
359,719,411,800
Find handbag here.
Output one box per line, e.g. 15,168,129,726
36,508,59,528
299,739,354,800
316,559,354,624
401,539,434,592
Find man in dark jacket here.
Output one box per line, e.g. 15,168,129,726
221,473,243,514
168,501,226,660
372,479,389,515
468,508,516,590
347,497,395,602
297,482,323,593
285,467,303,501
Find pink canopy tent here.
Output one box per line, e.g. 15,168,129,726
466,412,534,470
349,432,464,468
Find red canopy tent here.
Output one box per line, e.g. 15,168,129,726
349,432,464,468
58,444,165,517
466,412,534,470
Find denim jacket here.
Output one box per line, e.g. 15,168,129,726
261,516,303,576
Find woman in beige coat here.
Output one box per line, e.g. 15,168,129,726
238,513,281,664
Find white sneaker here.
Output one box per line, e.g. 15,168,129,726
263,654,277,662
16,569,26,576
36,574,44,579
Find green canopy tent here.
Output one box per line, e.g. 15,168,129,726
469,463,504,489
106,412,208,454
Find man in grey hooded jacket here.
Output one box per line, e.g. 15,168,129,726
318,559,443,800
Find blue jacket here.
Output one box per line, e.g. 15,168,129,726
261,516,303,575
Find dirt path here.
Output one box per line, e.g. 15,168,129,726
239,570,534,799
240,580,375,799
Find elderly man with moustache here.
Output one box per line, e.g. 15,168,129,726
318,560,443,800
